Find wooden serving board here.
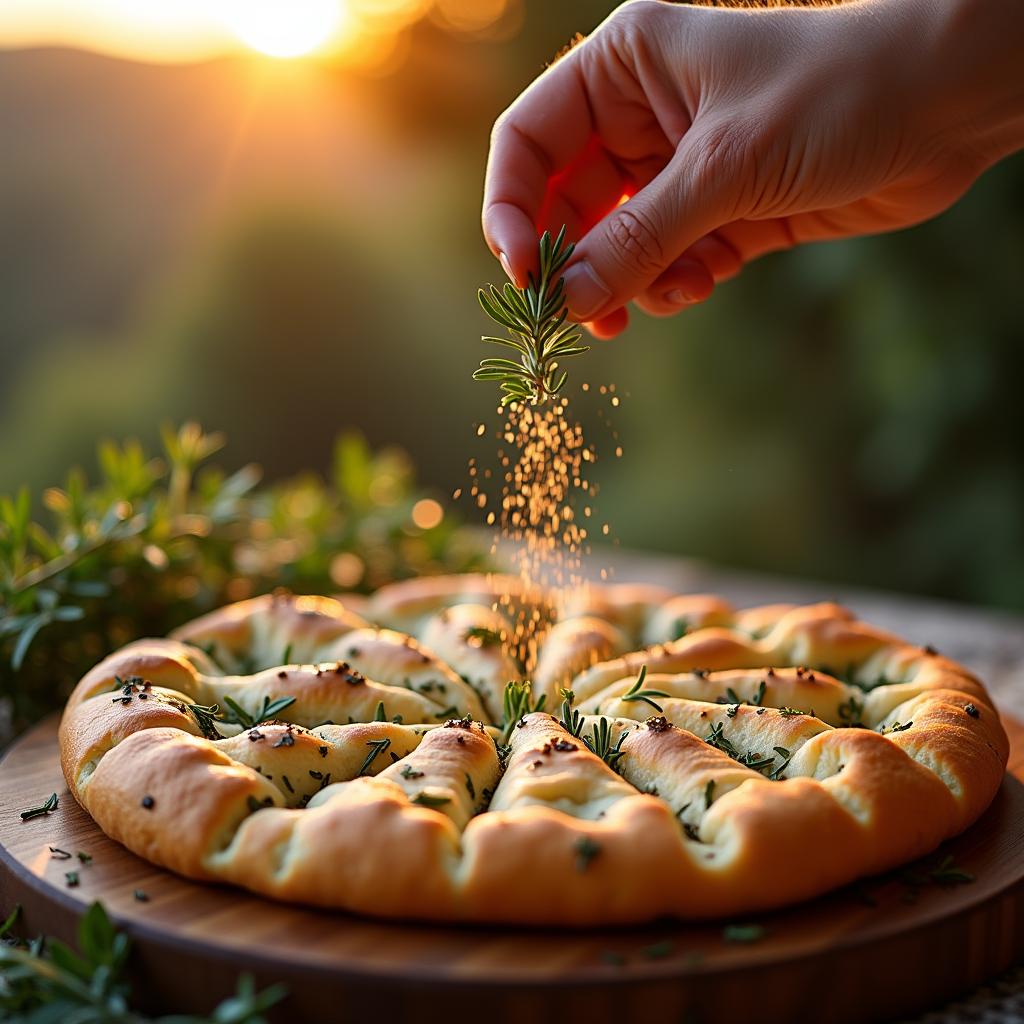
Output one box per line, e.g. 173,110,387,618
3,715,1024,1024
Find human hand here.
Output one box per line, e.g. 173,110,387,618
483,0,1023,338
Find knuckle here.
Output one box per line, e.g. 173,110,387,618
691,122,744,178
686,121,755,217
597,1,665,52
611,0,664,31
603,206,665,279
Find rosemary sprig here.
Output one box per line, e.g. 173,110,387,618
185,701,223,739
501,680,546,743
705,721,738,757
584,717,626,770
620,665,670,713
558,688,585,738
736,751,775,772
221,695,296,729
768,745,791,780
716,680,766,708
359,737,392,776
474,226,589,406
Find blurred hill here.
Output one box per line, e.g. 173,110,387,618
0,6,1022,609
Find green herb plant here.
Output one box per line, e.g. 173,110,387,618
0,902,285,1021
0,423,486,744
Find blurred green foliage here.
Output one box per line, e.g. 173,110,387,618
1,902,286,1021
0,423,485,742
0,0,1021,611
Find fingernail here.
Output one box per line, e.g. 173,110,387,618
665,289,691,306
563,261,612,320
498,250,515,283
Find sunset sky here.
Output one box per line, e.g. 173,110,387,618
0,0,513,65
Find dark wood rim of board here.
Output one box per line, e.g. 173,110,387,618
2,714,1023,991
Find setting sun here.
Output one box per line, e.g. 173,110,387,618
220,0,344,59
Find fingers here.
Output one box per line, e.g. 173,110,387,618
562,131,739,321
585,307,630,340
633,257,715,318
482,51,594,286
538,140,632,244
632,218,797,318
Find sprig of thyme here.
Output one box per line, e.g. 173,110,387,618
474,226,589,406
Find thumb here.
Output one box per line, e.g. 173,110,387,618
562,128,739,322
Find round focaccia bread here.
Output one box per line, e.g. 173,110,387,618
59,579,1009,924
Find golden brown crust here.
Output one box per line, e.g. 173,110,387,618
59,574,1009,924
418,603,519,722
170,592,368,670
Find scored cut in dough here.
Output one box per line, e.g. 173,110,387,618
59,576,1008,925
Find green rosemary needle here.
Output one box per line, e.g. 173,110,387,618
20,792,58,821
221,695,296,730
501,680,546,743
584,717,626,769
474,226,589,406
620,665,670,712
